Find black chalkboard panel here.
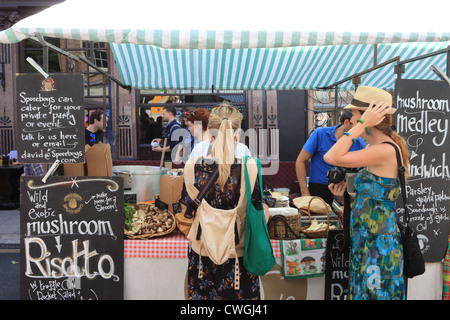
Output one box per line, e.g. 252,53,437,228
395,79,450,262
20,176,124,300
16,73,85,164
324,229,349,300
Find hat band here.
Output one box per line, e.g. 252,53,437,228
350,98,372,108
351,98,391,108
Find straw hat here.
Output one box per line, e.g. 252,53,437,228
344,86,396,114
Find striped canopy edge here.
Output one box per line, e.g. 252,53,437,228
1,27,450,49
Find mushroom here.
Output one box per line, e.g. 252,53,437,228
301,256,316,273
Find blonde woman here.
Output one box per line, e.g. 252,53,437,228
324,86,409,300
180,104,265,300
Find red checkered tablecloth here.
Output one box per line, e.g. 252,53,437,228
125,230,281,259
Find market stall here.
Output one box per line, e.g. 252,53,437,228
2,0,449,301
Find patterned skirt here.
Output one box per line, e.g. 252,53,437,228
187,249,261,300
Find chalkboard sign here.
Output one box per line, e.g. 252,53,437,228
20,176,124,300
324,229,349,300
16,74,85,164
395,79,450,262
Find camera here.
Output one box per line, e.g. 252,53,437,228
327,167,361,184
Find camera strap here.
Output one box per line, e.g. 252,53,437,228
338,190,351,253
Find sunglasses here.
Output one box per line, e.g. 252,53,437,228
90,133,95,144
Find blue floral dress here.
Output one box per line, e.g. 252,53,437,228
349,168,405,300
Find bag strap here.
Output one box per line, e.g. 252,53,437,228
382,141,409,224
183,158,220,219
194,168,219,206
243,156,263,204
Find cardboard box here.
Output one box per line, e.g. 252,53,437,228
159,174,184,213
63,143,112,177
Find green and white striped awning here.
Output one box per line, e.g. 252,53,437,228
1,0,449,90
2,27,449,50
111,41,450,90
2,0,450,49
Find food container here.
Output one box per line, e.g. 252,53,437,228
268,207,299,217
113,165,167,202
273,187,290,197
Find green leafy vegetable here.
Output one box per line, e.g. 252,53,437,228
124,203,135,231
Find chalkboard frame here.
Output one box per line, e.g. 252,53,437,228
15,73,85,164
394,79,450,262
20,176,124,300
324,229,349,300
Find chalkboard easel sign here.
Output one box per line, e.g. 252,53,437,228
324,229,349,300
395,79,450,262
16,73,85,164
20,176,124,300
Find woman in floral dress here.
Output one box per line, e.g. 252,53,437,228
180,104,266,300
324,86,410,300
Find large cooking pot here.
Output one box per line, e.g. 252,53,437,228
113,165,167,202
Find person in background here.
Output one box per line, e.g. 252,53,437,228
324,86,409,300
295,109,365,207
180,103,266,300
174,108,210,163
150,116,163,140
140,110,152,144
189,103,250,160
185,108,210,150
85,109,106,146
23,164,45,176
151,106,182,162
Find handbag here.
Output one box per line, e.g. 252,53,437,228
268,214,301,240
243,156,276,276
384,142,425,278
174,167,219,237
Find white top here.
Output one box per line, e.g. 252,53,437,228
188,140,251,159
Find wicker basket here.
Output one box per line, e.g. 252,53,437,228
268,214,301,240
124,202,176,239
174,209,193,237
300,197,330,238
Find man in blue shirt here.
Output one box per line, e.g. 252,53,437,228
151,106,183,162
295,110,366,206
